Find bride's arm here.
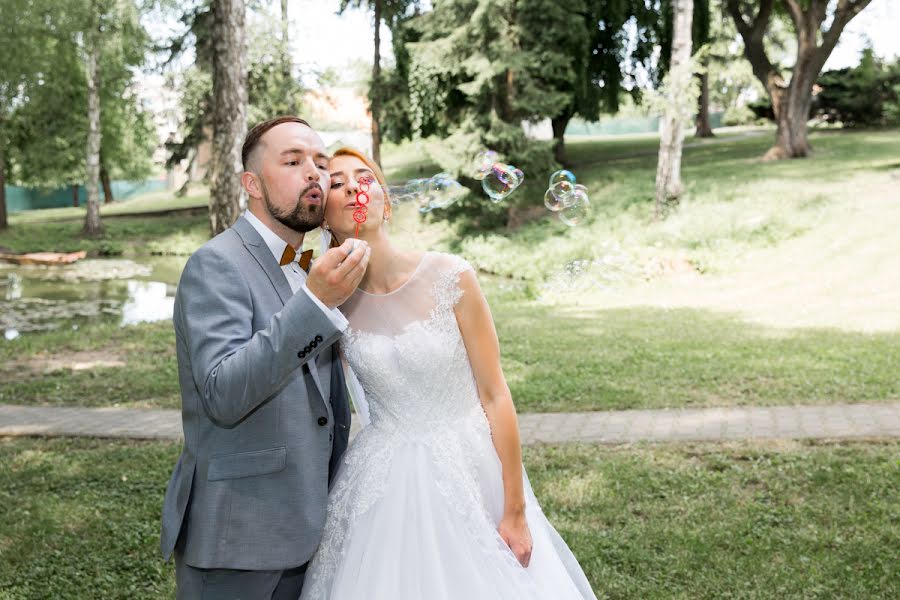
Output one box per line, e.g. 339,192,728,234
454,269,533,568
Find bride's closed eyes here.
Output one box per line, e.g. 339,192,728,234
330,170,376,191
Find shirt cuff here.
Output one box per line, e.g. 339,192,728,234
302,283,349,332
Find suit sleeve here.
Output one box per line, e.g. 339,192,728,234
175,246,342,428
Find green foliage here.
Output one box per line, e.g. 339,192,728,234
390,0,663,230
164,1,309,171
815,48,900,128
2,0,155,189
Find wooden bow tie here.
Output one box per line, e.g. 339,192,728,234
279,246,313,273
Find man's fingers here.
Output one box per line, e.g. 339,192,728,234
335,242,369,280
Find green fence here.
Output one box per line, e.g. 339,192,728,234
566,112,724,136
4,178,167,213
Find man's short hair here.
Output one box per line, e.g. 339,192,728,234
241,115,311,171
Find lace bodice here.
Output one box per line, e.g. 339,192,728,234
340,251,480,433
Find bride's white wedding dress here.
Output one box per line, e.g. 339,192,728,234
300,252,596,599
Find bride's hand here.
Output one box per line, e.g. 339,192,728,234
498,512,533,568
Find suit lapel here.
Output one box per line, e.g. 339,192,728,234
232,215,330,406
233,216,293,306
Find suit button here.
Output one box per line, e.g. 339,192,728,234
318,417,328,427
315,335,323,343
310,340,318,348
304,345,311,353
297,350,306,358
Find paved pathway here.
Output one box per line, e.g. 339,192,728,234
2,402,898,445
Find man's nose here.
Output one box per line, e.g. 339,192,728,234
303,157,319,181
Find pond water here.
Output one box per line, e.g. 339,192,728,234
0,256,187,341
0,255,530,342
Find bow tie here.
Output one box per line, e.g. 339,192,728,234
279,246,314,273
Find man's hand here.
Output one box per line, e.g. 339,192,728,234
498,512,533,568
306,239,370,309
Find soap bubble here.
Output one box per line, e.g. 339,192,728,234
543,188,566,212
540,242,636,297
559,188,590,226
549,180,575,202
548,169,576,189
482,163,523,202
426,173,467,210
471,150,500,180
392,174,466,213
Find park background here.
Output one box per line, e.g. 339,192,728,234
0,0,898,598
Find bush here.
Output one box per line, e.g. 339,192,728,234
815,49,900,128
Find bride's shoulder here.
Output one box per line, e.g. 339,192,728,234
425,251,475,277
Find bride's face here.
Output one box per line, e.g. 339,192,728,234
326,155,390,239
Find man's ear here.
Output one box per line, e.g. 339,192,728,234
241,171,262,199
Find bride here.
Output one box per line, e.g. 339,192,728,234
299,147,597,599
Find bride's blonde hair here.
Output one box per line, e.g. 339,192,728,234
327,147,392,248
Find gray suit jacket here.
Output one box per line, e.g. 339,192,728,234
160,215,351,570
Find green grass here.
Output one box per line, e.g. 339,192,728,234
524,439,900,599
1,129,898,410
0,321,179,409
495,304,900,412
1,303,897,412
460,129,900,283
1,436,896,599
7,189,209,225
0,214,209,257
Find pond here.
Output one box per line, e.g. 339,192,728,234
0,256,187,341
0,254,533,342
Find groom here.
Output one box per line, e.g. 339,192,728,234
160,116,370,599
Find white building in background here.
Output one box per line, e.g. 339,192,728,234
137,75,372,192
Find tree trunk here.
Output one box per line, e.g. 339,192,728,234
551,113,572,166
655,0,693,220
280,0,295,113
695,66,714,137
83,26,103,237
100,161,114,204
0,135,7,230
73,185,79,207
209,0,247,236
727,0,873,160
370,0,382,166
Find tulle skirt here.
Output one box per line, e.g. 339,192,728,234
300,409,597,599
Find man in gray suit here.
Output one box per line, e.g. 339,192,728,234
160,116,370,599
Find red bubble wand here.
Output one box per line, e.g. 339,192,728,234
353,176,371,238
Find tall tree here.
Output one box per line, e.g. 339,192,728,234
208,0,247,235
83,0,104,236
655,0,694,219
521,0,658,165
726,0,873,160
339,1,420,165
693,0,714,137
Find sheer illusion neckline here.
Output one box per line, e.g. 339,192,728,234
355,251,431,297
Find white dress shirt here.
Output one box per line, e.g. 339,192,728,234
243,210,349,335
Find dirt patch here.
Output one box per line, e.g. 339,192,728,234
4,349,127,378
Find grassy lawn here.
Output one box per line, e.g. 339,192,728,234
1,436,896,599
1,302,897,412
1,129,898,411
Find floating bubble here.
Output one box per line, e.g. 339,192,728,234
549,180,575,203
426,173,467,210
543,188,566,212
482,163,523,202
471,150,500,180
559,188,590,226
540,242,636,297
549,169,576,189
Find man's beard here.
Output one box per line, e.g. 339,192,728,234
260,177,324,233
